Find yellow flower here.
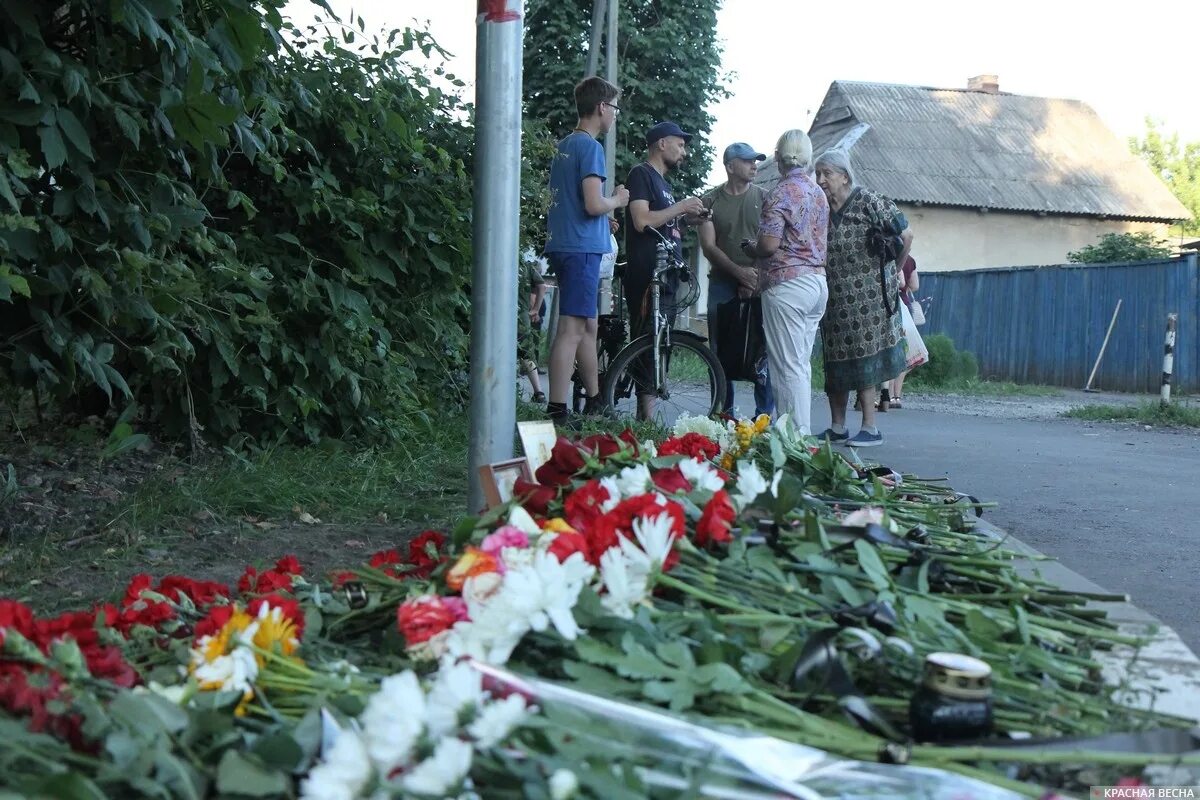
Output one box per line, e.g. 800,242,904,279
446,547,501,592
753,414,771,433
188,602,303,712
251,605,301,659
543,517,578,535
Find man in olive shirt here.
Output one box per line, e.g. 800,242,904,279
699,142,775,416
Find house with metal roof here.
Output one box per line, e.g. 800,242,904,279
754,76,1191,270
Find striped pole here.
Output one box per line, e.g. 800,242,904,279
1160,313,1177,407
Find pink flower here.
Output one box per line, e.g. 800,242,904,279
442,597,470,622
480,526,530,557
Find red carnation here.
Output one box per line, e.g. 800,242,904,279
0,599,35,645
696,489,736,547
651,466,692,495
155,576,230,606
121,575,153,608
238,565,296,595
35,609,102,650
658,432,720,461
275,555,302,575
369,548,404,578
193,605,235,640
114,597,175,633
407,530,448,578
81,644,138,688
548,531,591,564
588,494,686,563
563,479,613,531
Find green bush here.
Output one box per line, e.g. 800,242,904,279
0,1,529,445
907,334,978,387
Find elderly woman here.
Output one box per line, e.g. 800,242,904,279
812,149,913,447
740,130,829,434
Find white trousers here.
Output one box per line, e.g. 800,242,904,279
761,274,828,435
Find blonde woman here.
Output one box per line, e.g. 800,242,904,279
740,130,829,435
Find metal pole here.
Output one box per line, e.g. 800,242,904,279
468,0,524,512
1161,313,1177,406
585,0,605,77
603,0,617,186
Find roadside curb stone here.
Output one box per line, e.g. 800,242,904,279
975,517,1200,727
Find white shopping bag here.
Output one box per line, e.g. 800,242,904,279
598,233,618,281
900,302,929,369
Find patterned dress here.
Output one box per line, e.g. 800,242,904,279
820,188,908,393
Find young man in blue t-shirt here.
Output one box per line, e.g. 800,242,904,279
544,77,630,427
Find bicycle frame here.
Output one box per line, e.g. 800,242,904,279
645,230,692,395
601,228,725,418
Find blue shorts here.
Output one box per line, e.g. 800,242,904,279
548,252,601,318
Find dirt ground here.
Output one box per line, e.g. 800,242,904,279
0,424,431,610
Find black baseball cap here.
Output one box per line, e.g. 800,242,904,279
645,121,693,146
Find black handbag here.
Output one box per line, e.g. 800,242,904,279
714,297,766,382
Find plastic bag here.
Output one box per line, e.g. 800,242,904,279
715,297,766,382
900,302,928,369
467,660,1022,800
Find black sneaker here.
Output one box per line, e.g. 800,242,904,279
548,408,583,432
846,429,884,447
583,396,620,421
818,427,850,443
531,391,546,405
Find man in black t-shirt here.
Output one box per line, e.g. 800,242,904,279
624,122,707,417
624,121,706,339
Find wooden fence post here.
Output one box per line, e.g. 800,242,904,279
1161,313,1177,407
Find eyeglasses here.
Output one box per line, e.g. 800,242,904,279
603,102,621,115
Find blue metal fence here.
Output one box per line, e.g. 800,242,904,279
919,255,1200,393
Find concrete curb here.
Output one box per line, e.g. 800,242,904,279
974,517,1200,727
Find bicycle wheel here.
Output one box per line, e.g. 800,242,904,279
602,332,726,426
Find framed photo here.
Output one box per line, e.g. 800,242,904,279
517,420,558,474
478,458,533,509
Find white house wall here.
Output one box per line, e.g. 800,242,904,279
899,205,1169,271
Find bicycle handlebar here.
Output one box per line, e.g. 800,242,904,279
644,225,692,282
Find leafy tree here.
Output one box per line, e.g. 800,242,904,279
1067,232,1172,264
0,0,478,444
1129,118,1200,235
523,0,728,199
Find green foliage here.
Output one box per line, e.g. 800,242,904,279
0,1,476,444
523,0,729,199
906,334,979,387
1063,399,1200,428
100,404,149,463
1129,118,1200,235
1067,232,1172,264
1,462,16,509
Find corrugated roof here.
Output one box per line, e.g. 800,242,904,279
754,81,1190,221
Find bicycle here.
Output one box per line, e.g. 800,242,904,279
601,228,726,424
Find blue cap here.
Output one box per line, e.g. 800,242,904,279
645,121,693,146
723,142,766,163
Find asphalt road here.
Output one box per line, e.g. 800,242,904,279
806,392,1200,653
